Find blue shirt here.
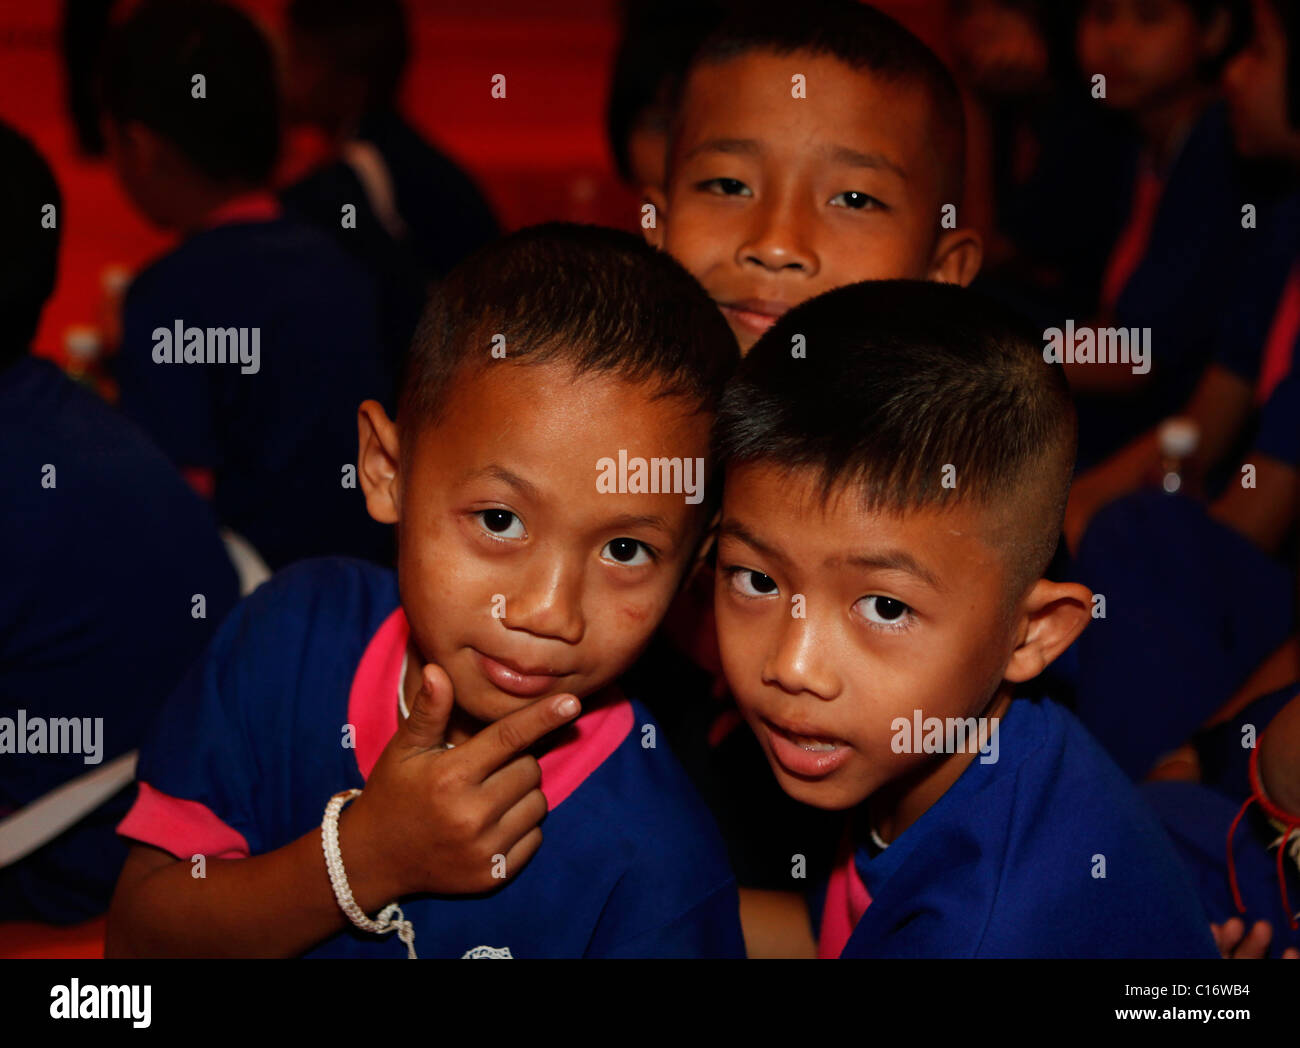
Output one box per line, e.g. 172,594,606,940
117,558,745,958
0,355,238,923
113,216,394,570
828,698,1217,958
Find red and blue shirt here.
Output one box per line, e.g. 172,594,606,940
116,558,744,958
814,698,1218,958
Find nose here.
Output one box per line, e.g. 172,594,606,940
761,614,841,700
501,551,586,645
736,190,818,276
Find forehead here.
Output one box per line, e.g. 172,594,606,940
406,359,711,508
674,49,942,192
720,460,1007,587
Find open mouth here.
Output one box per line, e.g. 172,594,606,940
761,717,851,778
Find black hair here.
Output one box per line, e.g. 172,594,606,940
678,0,966,201
714,280,1076,594
399,221,738,445
0,122,62,367
286,0,409,112
98,0,279,185
606,0,730,183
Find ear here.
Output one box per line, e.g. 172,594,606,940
642,184,668,250
1003,579,1092,684
357,399,402,525
927,227,983,287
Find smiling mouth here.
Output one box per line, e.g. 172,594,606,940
719,300,790,335
473,649,573,699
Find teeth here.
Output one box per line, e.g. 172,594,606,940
791,733,837,751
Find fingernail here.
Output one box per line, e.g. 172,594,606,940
557,697,579,717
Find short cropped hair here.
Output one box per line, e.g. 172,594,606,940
677,0,966,201
286,0,409,111
0,122,62,367
714,280,1076,599
399,221,739,453
98,0,279,185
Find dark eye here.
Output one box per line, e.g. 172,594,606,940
830,190,883,210
601,538,652,566
476,509,525,539
702,177,752,197
732,568,778,597
856,595,912,631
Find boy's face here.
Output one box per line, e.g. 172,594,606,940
714,461,1020,812
378,360,710,727
1223,1,1300,163
1077,0,1217,112
646,50,977,354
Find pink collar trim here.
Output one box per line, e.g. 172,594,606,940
347,608,633,810
200,191,282,231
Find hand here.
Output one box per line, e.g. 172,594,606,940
346,662,581,898
1211,917,1300,959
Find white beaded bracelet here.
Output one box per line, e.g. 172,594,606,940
321,788,417,959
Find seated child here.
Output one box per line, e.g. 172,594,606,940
106,224,745,958
1068,0,1300,779
99,0,393,570
709,278,1218,957
1068,0,1249,467
0,122,239,923
632,0,984,953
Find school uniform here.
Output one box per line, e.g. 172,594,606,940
812,697,1217,958
1074,102,1247,469
116,558,745,958
355,107,500,279
1071,223,1300,779
0,354,239,923
112,196,394,570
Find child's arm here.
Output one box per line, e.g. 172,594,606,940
107,665,579,957
1259,691,1300,816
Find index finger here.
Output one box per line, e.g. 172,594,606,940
459,693,581,780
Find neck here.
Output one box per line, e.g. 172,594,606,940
870,686,1013,844
173,180,263,234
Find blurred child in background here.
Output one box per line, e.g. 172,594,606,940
100,0,393,571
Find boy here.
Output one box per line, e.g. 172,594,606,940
99,0,393,570
107,224,745,958
711,279,1217,957
1069,0,1249,467
643,0,984,355
0,122,238,923
632,1,983,954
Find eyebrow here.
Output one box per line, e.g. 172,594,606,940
681,137,763,163
843,551,942,591
466,465,542,502
720,520,942,590
603,513,674,539
824,144,907,180
718,520,790,569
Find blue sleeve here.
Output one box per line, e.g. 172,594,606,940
126,595,269,857
1254,369,1300,467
